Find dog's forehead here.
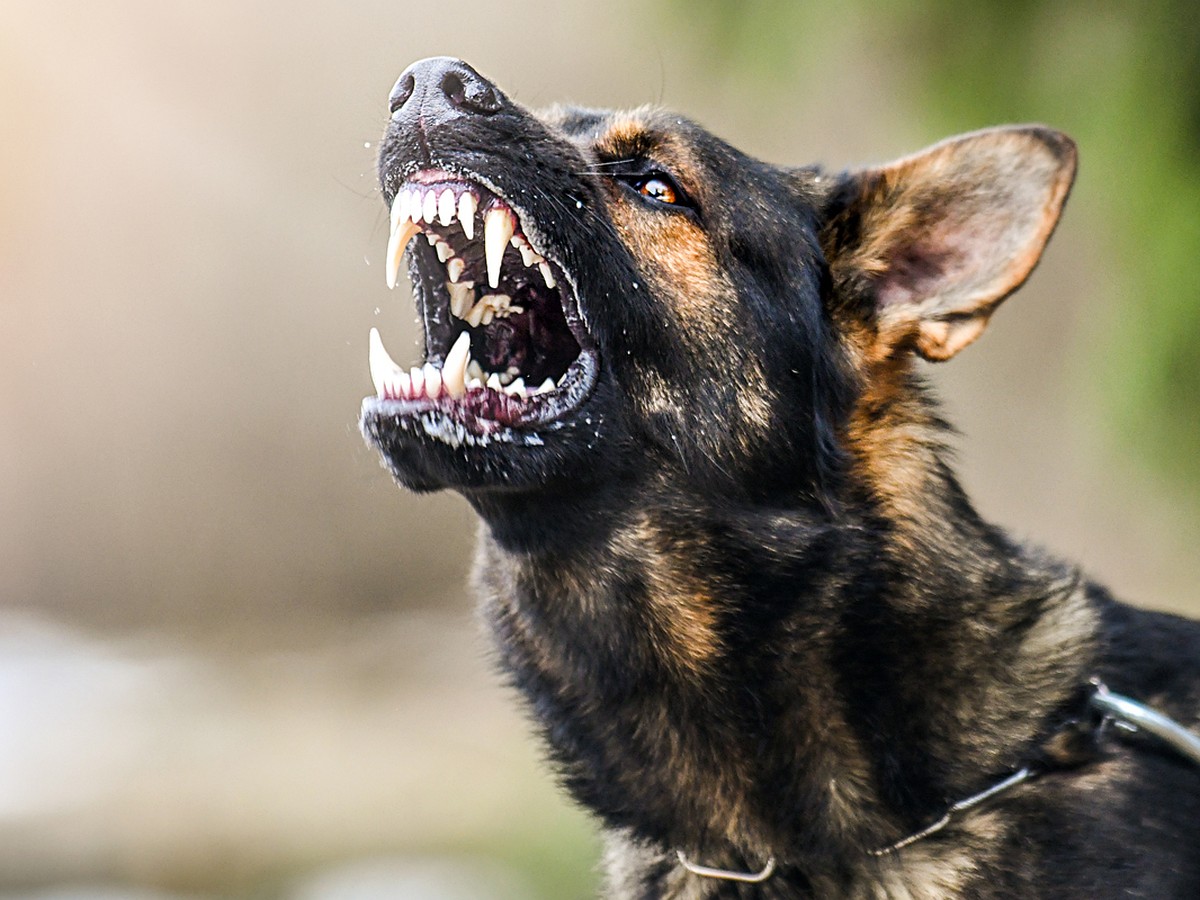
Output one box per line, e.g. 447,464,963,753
537,105,729,168
533,103,826,226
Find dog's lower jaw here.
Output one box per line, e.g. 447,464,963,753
473,477,1100,897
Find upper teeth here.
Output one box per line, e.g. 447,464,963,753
421,189,438,225
437,188,456,227
386,185,556,292
458,193,477,240
483,206,515,289
385,193,421,290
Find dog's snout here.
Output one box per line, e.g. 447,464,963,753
389,57,503,122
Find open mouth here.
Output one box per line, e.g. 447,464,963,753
367,172,598,440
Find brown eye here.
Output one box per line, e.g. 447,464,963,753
639,176,678,205
614,167,694,211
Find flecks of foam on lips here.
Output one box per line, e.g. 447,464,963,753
370,180,565,408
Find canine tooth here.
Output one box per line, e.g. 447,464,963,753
423,363,442,399
422,189,438,223
539,261,556,289
458,192,477,240
536,377,555,394
436,241,454,263
386,219,421,289
368,327,403,397
438,189,456,227
447,257,466,283
505,377,526,396
442,331,471,399
486,372,503,391
484,207,515,289
410,366,425,396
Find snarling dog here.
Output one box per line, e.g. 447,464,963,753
361,57,1200,898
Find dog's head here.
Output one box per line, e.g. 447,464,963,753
362,58,1076,529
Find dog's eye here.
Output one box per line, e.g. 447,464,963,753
638,175,680,205
609,165,695,212
612,168,692,211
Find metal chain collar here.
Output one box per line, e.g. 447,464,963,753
676,678,1200,883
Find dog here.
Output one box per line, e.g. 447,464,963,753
361,57,1200,898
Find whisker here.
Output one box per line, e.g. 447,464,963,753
574,158,637,174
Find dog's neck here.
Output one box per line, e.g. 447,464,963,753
470,383,1099,882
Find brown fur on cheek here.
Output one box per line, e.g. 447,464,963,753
606,196,776,445
607,196,730,335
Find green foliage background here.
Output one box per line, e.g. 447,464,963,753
672,0,1200,495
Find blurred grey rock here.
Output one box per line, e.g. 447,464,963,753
290,856,535,900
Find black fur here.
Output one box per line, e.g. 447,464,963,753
362,58,1200,897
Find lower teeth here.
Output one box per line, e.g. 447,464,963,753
370,329,559,405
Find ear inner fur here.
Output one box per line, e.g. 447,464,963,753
825,125,1077,362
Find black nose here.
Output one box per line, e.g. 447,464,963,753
388,57,504,123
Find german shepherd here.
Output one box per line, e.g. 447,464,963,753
361,57,1200,898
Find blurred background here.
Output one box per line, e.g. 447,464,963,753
2,1,1198,897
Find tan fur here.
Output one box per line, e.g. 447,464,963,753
842,356,943,527
609,515,721,674
601,117,777,451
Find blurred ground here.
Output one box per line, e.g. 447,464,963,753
1,1,1197,897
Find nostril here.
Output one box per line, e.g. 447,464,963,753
441,72,466,109
389,73,415,115
441,66,502,115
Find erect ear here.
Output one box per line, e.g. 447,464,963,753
822,126,1077,361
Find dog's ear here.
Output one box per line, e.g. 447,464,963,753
821,126,1077,361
